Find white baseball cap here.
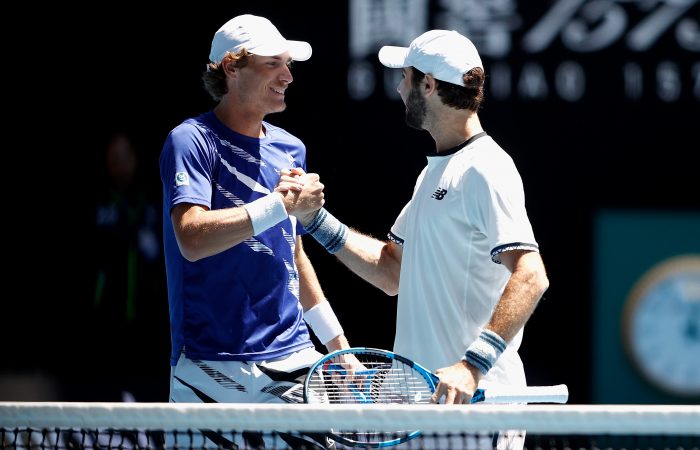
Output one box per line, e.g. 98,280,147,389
209,14,312,64
378,30,483,86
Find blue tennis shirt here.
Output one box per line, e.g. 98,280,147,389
160,111,313,365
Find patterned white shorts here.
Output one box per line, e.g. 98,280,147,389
169,346,334,449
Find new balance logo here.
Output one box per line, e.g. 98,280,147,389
432,188,448,200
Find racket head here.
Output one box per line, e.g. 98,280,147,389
303,347,438,447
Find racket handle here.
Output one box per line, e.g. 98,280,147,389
471,384,569,404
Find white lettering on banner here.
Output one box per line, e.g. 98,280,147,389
348,0,428,100
349,0,428,59
436,0,520,58
347,0,700,102
657,61,682,102
490,63,512,100
348,60,376,101
556,61,586,102
518,63,549,100
624,63,644,100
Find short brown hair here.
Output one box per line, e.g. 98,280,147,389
411,66,485,112
202,49,252,102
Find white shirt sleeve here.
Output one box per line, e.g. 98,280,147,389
469,155,539,264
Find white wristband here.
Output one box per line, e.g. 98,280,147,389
304,301,344,345
243,193,288,236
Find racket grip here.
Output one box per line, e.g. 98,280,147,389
471,384,569,404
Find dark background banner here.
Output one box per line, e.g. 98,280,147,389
4,0,698,404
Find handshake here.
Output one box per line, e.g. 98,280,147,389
275,167,325,226
245,166,346,254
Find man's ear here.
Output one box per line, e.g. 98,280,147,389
223,63,236,77
222,56,238,77
423,74,438,96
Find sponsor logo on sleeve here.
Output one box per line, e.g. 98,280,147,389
175,172,189,186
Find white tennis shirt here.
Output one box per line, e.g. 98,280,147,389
390,133,539,387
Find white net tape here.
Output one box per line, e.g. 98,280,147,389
1,403,699,435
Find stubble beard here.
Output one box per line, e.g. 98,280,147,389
404,87,427,130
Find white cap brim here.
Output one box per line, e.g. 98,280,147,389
378,46,410,68
287,40,312,61
251,40,312,61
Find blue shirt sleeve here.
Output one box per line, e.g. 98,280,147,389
160,123,215,212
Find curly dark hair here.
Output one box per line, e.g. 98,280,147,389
411,66,485,112
201,49,252,102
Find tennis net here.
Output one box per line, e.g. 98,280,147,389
1,402,699,450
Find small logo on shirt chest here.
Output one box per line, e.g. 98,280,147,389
431,188,448,200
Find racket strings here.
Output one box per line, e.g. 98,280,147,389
304,350,438,446
306,356,433,405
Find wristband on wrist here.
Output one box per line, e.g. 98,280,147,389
304,301,344,345
243,193,288,236
462,329,507,375
305,208,348,254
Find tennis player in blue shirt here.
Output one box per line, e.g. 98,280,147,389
159,14,351,449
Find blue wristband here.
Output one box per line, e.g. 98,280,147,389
305,208,348,254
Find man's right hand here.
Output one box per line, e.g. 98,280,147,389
431,360,483,404
276,168,325,222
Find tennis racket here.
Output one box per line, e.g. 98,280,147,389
303,347,569,448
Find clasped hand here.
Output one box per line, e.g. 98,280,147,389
275,167,324,223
